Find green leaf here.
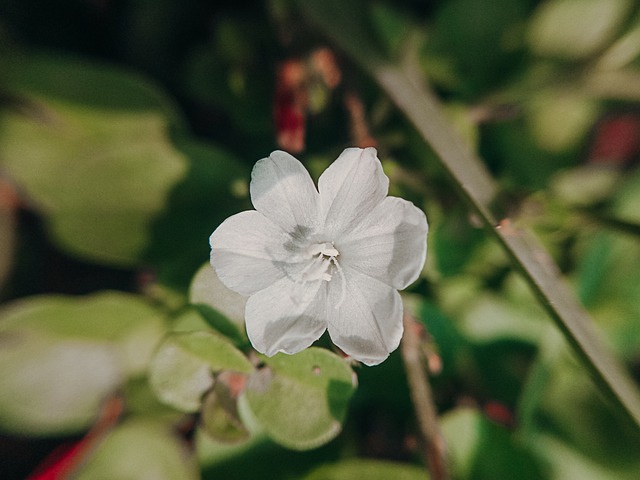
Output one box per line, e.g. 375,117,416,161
0,291,170,435
196,429,339,480
299,0,640,431
418,300,466,379
190,262,247,324
574,230,640,356
145,138,249,289
241,348,356,450
483,120,565,188
76,419,199,480
441,408,545,479
530,345,640,472
431,205,484,277
537,433,640,480
149,330,252,412
2,52,184,118
0,329,121,435
611,168,640,226
576,231,614,306
304,459,426,480
201,378,250,444
122,376,183,419
458,292,545,345
551,166,620,208
528,0,633,60
0,291,166,376
0,53,187,266
428,0,527,95
369,2,413,59
171,330,253,372
526,93,599,153
189,262,247,341
439,408,480,479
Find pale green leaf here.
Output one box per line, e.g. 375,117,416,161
0,54,187,266
611,168,640,225
537,434,640,480
526,93,599,152
241,347,356,450
440,408,481,479
190,263,247,325
149,331,252,412
0,329,121,435
0,291,166,376
441,407,545,479
525,343,640,475
201,380,250,444
149,338,215,413
189,262,247,336
528,0,632,60
551,166,620,207
171,331,253,373
76,419,199,480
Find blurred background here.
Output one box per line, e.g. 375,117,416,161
1,0,640,478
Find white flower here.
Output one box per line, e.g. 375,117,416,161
209,147,428,365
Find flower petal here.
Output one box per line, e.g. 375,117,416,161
250,150,319,235
318,147,389,238
339,196,428,290
245,277,327,356
326,268,403,366
210,210,302,296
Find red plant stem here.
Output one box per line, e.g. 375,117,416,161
27,396,124,480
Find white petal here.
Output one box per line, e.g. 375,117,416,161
245,276,327,356
318,147,389,238
250,150,320,235
210,210,302,296
326,268,403,366
339,197,428,290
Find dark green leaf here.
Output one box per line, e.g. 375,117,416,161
304,458,426,480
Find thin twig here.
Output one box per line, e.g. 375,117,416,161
401,311,449,480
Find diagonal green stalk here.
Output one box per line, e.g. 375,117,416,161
299,0,640,431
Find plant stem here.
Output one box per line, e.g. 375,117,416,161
401,312,449,480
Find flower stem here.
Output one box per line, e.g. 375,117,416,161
401,311,449,480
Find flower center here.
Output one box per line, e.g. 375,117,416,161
301,242,339,282
299,241,346,307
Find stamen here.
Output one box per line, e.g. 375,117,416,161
330,256,347,308
299,254,326,282
295,241,346,307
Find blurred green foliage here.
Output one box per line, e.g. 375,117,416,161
1,0,640,479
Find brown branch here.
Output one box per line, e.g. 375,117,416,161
401,311,449,480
